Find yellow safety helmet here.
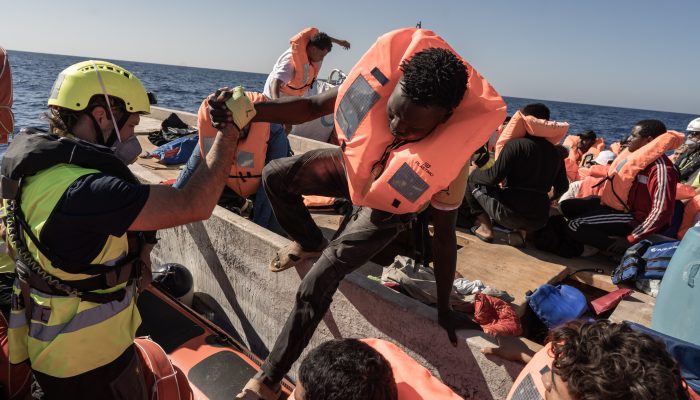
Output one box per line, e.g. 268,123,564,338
48,60,151,114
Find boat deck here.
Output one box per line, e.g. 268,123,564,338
134,111,652,326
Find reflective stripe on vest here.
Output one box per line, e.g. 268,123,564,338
8,163,139,377
335,28,506,214
198,93,271,198
280,27,320,96
600,131,684,211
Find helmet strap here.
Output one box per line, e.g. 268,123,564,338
91,61,123,144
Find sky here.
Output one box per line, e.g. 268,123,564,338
1,0,698,115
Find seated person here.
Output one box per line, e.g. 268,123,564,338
563,130,604,180
558,150,616,203
174,92,290,234
292,338,462,400
562,119,681,256
483,320,694,400
466,103,569,243
673,117,700,188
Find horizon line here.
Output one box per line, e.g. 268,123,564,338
7,48,699,117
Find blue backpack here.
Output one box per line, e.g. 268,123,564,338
612,240,681,284
527,284,588,328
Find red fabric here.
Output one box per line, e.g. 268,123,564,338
473,293,522,336
626,155,679,243
0,314,32,400
590,288,633,315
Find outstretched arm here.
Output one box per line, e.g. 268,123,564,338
328,36,351,50
252,86,338,125
129,90,240,231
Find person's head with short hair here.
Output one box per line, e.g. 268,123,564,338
576,130,597,152
307,32,333,63
627,119,667,153
521,103,550,121
295,339,398,400
386,47,468,142
544,320,688,400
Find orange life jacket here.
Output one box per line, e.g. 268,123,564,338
198,92,270,198
563,135,605,165
494,110,569,159
610,141,622,155
678,195,700,239
362,338,462,400
508,342,700,400
576,164,609,198
600,131,684,211
0,47,12,144
676,183,696,201
287,338,462,399
335,28,506,214
280,27,320,97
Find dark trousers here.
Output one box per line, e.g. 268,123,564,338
33,345,147,400
561,197,634,250
260,148,413,383
466,182,548,231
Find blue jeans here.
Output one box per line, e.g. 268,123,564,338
174,124,290,235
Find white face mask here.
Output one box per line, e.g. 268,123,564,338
112,135,142,164
92,61,141,164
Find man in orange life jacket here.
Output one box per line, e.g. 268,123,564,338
264,28,350,100
562,119,679,255
209,29,505,399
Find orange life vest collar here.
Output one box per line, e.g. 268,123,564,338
495,110,569,159
361,339,463,399
280,27,320,96
334,28,506,213
600,131,684,211
197,92,270,198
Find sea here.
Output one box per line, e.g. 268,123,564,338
3,50,697,154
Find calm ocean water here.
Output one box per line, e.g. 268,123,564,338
4,50,697,148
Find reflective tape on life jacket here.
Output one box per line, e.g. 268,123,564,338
600,131,684,211
361,338,463,399
507,343,553,399
0,47,13,144
335,28,506,214
198,92,270,198
495,110,569,159
280,27,320,96
7,164,139,377
679,195,700,239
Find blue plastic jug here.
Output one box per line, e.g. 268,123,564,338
651,227,700,345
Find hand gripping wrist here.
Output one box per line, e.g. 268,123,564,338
225,86,257,130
